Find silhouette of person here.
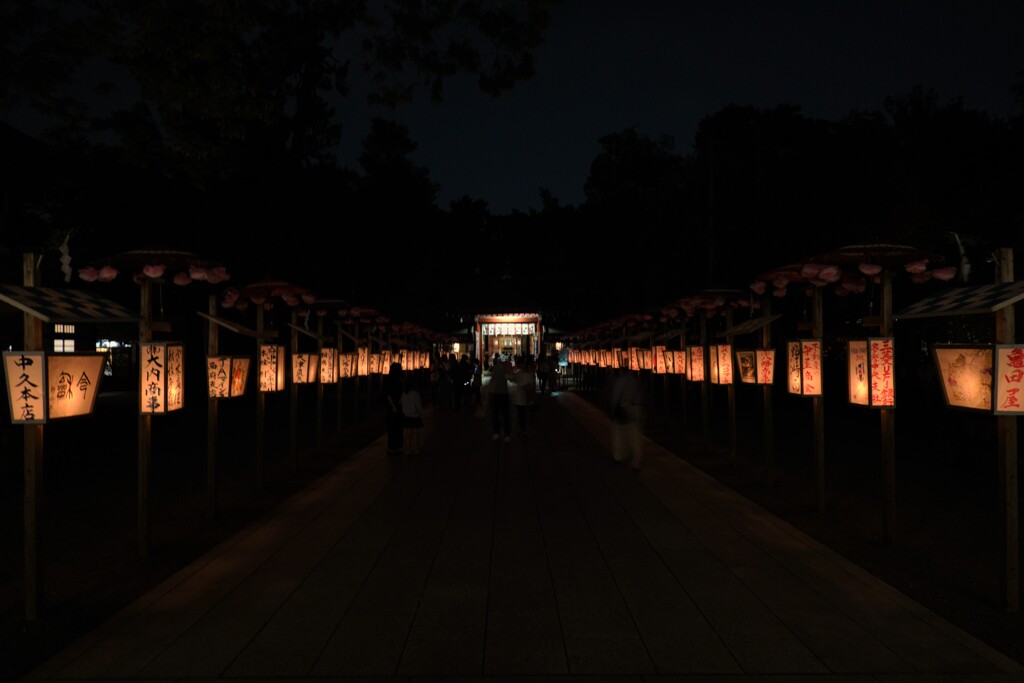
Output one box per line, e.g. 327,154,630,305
486,358,512,442
609,368,643,469
510,356,537,435
401,375,424,455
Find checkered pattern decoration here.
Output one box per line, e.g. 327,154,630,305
895,281,1024,320
0,285,140,323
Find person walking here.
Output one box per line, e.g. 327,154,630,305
609,368,643,469
510,356,537,436
486,358,512,442
382,361,405,455
401,375,425,455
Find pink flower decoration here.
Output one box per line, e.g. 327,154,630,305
250,295,266,305
188,265,208,281
98,265,119,282
301,293,316,305
142,264,166,279
858,263,882,276
173,271,192,286
799,263,821,279
78,266,99,282
911,271,932,284
235,299,249,311
773,288,787,297
221,298,235,309
905,259,929,274
773,277,789,289
932,266,957,281
750,281,767,295
818,265,842,282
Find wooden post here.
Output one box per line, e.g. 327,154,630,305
761,297,775,488
700,316,710,446
22,252,43,622
316,315,325,454
995,247,1019,613
812,287,826,515
138,278,152,559
255,306,265,493
880,271,896,544
726,308,738,460
206,295,218,520
289,310,298,469
680,324,688,446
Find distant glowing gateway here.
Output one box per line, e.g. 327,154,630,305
474,313,543,363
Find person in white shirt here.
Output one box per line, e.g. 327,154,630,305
401,376,425,455
510,356,537,436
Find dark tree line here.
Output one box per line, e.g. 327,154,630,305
1,1,1022,332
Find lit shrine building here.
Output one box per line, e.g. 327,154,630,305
474,313,543,364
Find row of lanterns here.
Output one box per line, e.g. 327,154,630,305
4,345,432,422
568,339,1024,414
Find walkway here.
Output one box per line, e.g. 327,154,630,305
21,391,1024,680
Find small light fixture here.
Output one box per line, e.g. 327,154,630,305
259,344,286,392
848,339,895,407
3,351,108,423
140,342,185,413
787,340,822,396
709,344,733,385
292,352,320,384
320,348,338,384
207,355,250,398
357,347,369,377
687,345,705,382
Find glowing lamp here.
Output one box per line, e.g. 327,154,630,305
672,349,687,375
709,344,733,385
292,352,320,384
140,342,184,414
611,348,622,369
357,348,369,377
4,351,108,423
755,349,775,384
259,343,286,392
848,339,895,407
320,347,338,384
931,344,1024,414
628,347,640,371
736,350,757,384
340,352,357,378
687,346,705,382
207,356,250,398
369,352,382,375
787,340,822,396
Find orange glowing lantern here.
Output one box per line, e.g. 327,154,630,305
207,355,250,398
4,351,108,423
292,352,319,384
755,349,774,384
848,338,895,407
259,343,286,392
736,350,757,384
611,348,622,369
709,344,733,385
357,347,369,376
320,347,338,384
140,342,184,413
995,344,1024,415
687,346,705,382
340,352,357,378
787,340,822,396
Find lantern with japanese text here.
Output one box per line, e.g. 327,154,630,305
930,344,1021,413
207,355,250,398
259,343,286,392
755,349,775,384
611,348,622,369
787,340,822,396
292,352,319,384
320,347,338,384
628,347,640,371
687,346,705,382
140,342,184,413
735,350,757,384
357,347,369,376
709,344,733,385
848,339,895,407
671,349,687,375
3,351,107,423
340,352,357,378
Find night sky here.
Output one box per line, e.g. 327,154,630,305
337,0,1024,214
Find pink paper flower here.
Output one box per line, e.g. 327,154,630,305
932,266,957,281
858,263,882,276
173,271,192,286
78,266,99,282
98,265,119,282
142,264,166,279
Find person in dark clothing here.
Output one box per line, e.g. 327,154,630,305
451,354,471,410
382,361,405,454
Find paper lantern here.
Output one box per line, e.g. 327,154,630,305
611,348,622,369
672,349,687,375
369,352,382,375
652,346,666,374
207,356,250,398
755,349,775,384
339,352,357,378
848,339,895,407
259,343,286,392
687,346,705,382
736,350,757,384
787,340,822,396
709,344,733,385
319,348,338,383
292,352,319,384
4,351,109,423
140,342,184,413
357,347,369,376
933,343,1024,414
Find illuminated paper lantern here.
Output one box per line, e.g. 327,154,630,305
292,352,319,384
787,340,822,396
339,352,357,378
995,345,1024,414
640,348,653,370
259,343,286,392
628,347,640,371
320,347,338,384
934,344,995,411
687,346,705,382
611,348,622,369
654,346,667,374
848,339,895,407
709,344,733,385
140,342,184,413
207,356,250,398
755,349,775,384
369,352,382,375
380,350,392,372
4,352,108,422
357,347,369,376
736,350,757,384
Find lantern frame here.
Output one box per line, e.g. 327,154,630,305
848,338,895,408
933,344,995,412
292,351,320,384
787,340,823,396
709,344,733,385
687,345,705,382
140,342,185,414
320,347,339,384
259,343,287,392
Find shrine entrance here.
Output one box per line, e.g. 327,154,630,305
474,313,542,366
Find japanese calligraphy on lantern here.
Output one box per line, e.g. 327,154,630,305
869,338,895,407
662,348,674,374
357,347,369,376
640,348,653,371
292,352,318,384
687,346,705,382
611,348,621,369
47,353,105,418
788,340,821,396
320,348,338,383
716,344,733,384
259,344,286,392
4,351,46,423
340,352,357,378
628,347,640,371
141,342,184,413
653,346,666,374
755,349,774,384
995,344,1024,415
848,341,869,405
736,350,756,384
934,345,992,411
208,356,249,398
